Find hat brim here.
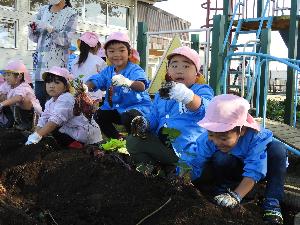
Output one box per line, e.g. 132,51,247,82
198,114,260,132
198,117,239,132
103,39,129,49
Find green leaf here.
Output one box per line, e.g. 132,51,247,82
101,139,126,152
161,127,181,141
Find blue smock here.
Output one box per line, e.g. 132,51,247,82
146,83,214,156
88,62,152,115
181,128,272,181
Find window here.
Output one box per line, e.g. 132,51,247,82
85,0,107,24
29,0,47,12
108,5,128,28
0,20,16,48
27,38,37,51
0,0,16,9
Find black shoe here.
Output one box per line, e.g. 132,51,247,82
263,209,283,225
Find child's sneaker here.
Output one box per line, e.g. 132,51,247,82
263,209,283,224
68,141,84,149
262,198,283,225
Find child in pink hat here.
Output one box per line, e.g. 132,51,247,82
0,60,42,130
127,46,214,175
25,66,102,148
181,94,287,225
71,32,107,102
86,31,152,139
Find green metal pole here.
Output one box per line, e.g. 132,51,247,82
137,22,148,71
284,0,299,125
257,0,264,17
191,34,200,53
209,15,226,95
259,29,271,116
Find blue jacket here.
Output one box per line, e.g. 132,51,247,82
88,62,152,115
146,83,214,157
181,128,272,181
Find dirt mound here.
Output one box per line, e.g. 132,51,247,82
0,128,298,225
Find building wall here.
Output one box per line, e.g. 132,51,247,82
0,0,190,73
137,2,191,50
0,0,136,71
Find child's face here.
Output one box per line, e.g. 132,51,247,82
168,55,198,87
45,76,67,99
208,129,242,153
4,72,22,87
106,43,129,69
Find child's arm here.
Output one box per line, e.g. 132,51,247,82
36,121,58,137
86,80,96,92
129,80,145,91
0,95,23,107
111,75,146,91
26,122,58,145
234,177,255,198
186,94,202,111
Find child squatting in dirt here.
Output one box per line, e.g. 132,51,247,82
86,31,152,140
25,66,101,148
180,94,287,225
127,46,214,174
0,60,42,130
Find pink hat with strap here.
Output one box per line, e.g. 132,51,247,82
104,31,130,49
79,32,99,48
167,46,201,73
4,60,32,84
42,66,74,81
198,94,260,132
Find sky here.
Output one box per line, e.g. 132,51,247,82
154,0,289,70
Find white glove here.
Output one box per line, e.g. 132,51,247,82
214,191,241,208
36,21,54,33
0,103,3,111
169,83,194,104
25,132,42,145
112,74,133,87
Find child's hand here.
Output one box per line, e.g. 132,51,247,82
25,132,42,145
131,116,148,139
112,74,133,87
214,190,242,208
169,83,194,105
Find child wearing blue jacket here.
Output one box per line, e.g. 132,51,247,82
127,46,214,173
86,32,152,139
181,94,287,225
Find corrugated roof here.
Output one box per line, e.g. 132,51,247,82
138,0,168,4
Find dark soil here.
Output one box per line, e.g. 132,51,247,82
0,128,299,225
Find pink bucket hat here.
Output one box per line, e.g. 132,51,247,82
198,94,260,132
4,60,32,84
42,66,74,81
167,46,201,73
104,31,130,49
79,32,99,48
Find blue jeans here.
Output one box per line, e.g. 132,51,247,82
34,81,49,110
208,140,287,208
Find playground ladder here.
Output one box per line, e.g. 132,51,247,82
222,0,273,99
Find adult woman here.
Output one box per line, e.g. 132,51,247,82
29,0,78,109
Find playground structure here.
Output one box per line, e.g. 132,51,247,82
206,0,300,155
137,0,299,153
